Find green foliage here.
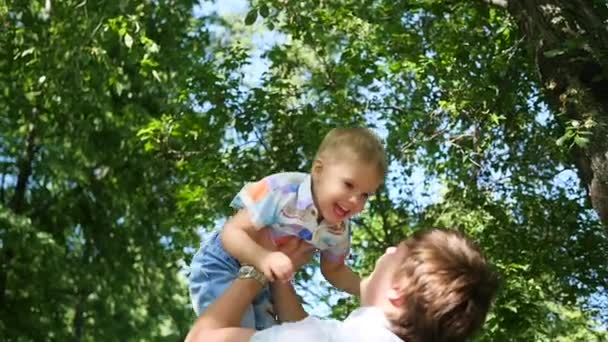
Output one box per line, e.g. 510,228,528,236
0,0,221,339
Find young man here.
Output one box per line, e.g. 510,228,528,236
185,228,499,342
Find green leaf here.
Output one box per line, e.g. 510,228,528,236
124,33,134,48
573,135,589,147
24,91,41,102
543,49,566,58
555,134,568,146
259,4,269,18
389,62,401,73
244,9,258,25
20,47,36,58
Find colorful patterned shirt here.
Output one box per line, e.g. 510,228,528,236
230,172,350,263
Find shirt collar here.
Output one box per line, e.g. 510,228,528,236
346,307,389,325
342,307,402,341
296,174,315,211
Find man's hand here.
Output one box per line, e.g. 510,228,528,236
269,238,315,322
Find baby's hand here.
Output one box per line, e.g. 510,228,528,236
259,251,294,282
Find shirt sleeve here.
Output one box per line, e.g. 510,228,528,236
230,177,281,229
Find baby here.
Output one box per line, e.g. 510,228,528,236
188,127,387,330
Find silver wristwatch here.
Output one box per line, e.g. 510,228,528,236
237,265,268,286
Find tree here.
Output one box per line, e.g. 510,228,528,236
0,0,233,339
486,0,608,238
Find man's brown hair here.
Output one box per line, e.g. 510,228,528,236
314,127,387,178
389,229,499,342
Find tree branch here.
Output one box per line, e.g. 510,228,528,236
73,287,90,341
253,127,271,155
351,217,384,247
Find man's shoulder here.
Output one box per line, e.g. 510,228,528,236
251,311,400,342
251,316,338,342
336,308,402,342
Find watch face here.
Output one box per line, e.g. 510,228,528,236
238,266,266,285
239,266,254,277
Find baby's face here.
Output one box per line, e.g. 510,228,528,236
312,156,381,225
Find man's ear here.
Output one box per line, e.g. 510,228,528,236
387,286,406,308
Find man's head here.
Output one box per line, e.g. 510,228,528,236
311,127,387,224
361,229,498,342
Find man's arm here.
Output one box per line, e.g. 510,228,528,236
185,238,315,342
271,281,308,322
185,278,260,342
320,256,361,296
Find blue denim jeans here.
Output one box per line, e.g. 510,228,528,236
188,232,276,330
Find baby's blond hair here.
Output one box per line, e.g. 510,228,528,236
314,127,387,178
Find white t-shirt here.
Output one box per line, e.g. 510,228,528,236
250,307,402,342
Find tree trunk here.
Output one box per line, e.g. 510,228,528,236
8,123,37,214
73,288,89,341
505,0,608,231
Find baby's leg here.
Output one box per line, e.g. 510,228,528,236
188,232,257,328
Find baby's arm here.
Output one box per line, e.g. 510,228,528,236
320,254,361,296
221,208,293,281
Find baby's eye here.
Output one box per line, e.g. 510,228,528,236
344,181,354,189
361,193,370,200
